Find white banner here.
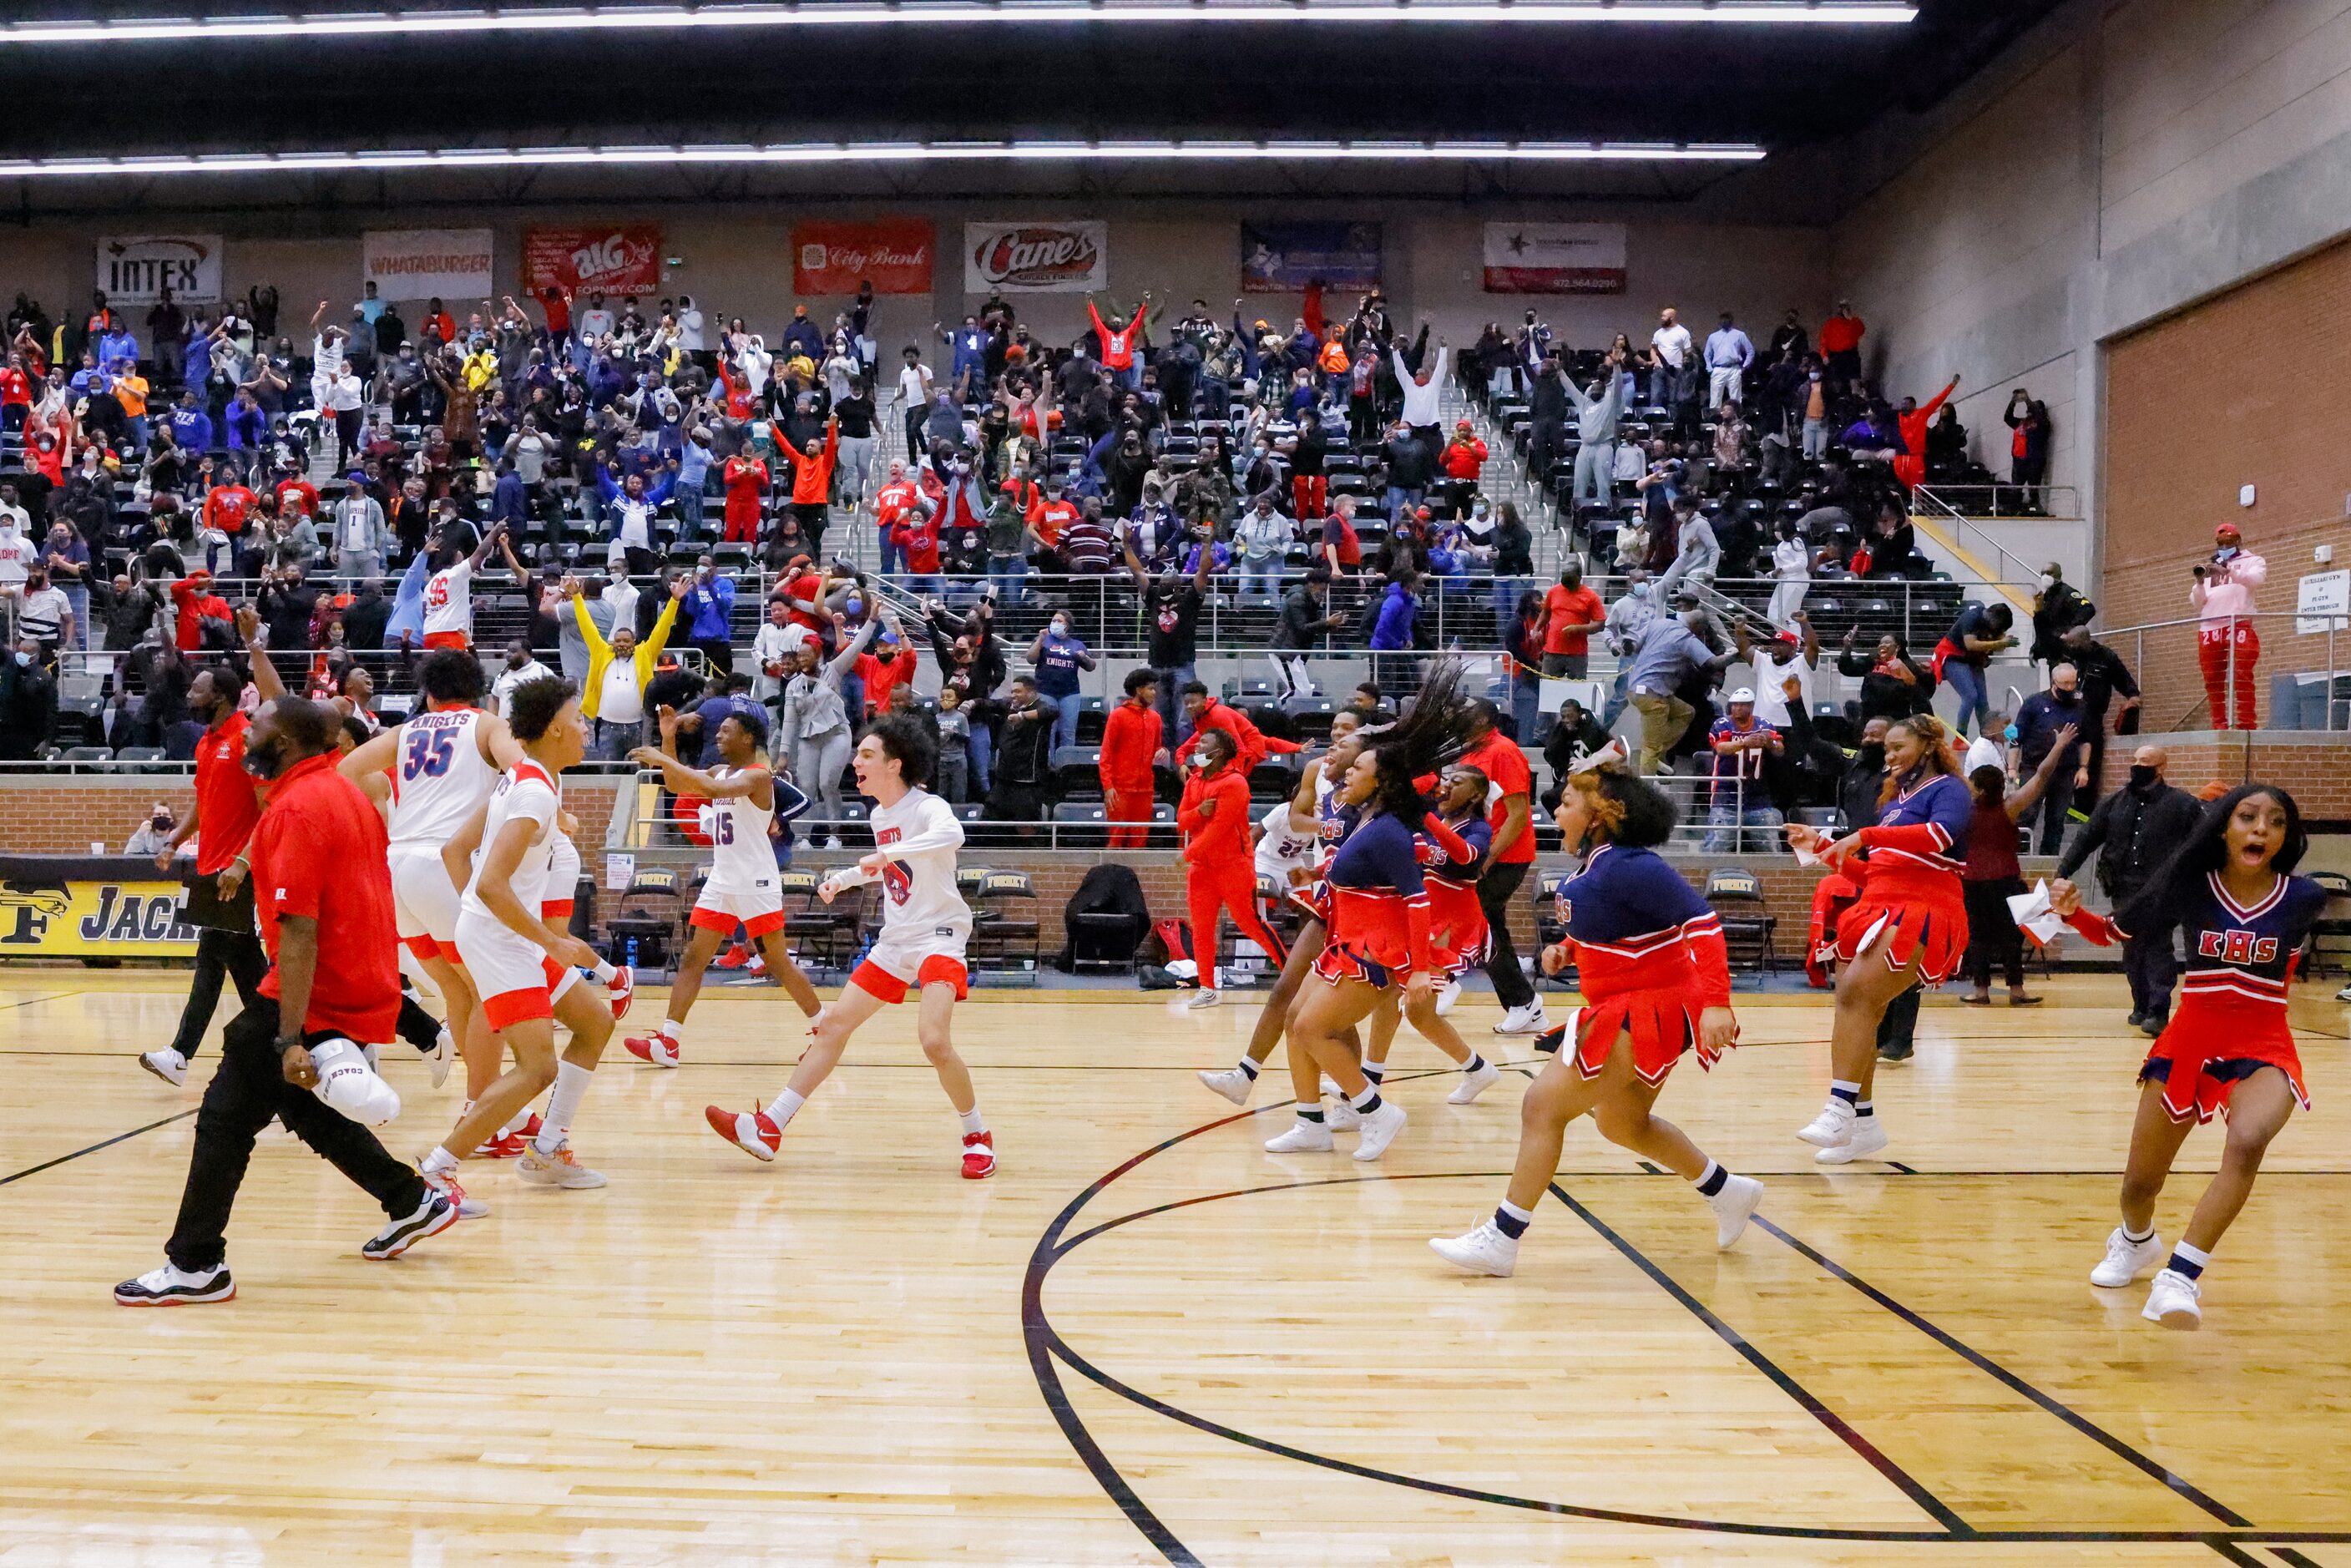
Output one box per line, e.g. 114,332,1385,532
963,220,1107,294
1481,221,1628,295
362,229,494,301
96,235,223,304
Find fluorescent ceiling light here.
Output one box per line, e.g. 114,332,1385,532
0,3,1913,45
0,141,1769,178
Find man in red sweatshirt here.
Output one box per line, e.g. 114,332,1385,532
1174,683,1301,773
1893,375,1959,492
1176,726,1287,1009
1098,669,1163,850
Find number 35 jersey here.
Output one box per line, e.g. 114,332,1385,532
387,707,498,850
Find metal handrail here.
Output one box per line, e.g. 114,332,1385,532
2070,609,2346,733
1915,482,2081,520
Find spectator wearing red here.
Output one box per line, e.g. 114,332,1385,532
721,450,769,544
1539,559,1606,678
274,465,320,522
774,414,838,553
1440,421,1489,482
854,624,921,718
872,458,923,575
1087,294,1151,388
1175,683,1301,772
169,570,233,652
1176,726,1288,1008
204,471,257,541
1454,700,1544,1034
1100,669,1164,850
2192,523,2266,730
1819,299,1866,389
1892,375,1960,492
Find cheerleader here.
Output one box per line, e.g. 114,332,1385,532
1263,665,1478,1161
2050,783,2323,1328
1360,765,1501,1103
1783,713,1970,1163
1432,758,1756,1276
1177,727,1292,1009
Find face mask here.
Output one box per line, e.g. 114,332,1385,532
2129,765,2158,789
2053,686,2078,704
1858,741,1886,767
844,596,862,617
11,651,28,668
1630,582,1650,598
2038,573,2056,589
1050,620,1067,636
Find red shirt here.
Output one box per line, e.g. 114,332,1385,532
781,569,825,633
1541,583,1605,657
191,712,265,877
1457,728,1535,866
1179,765,1253,867
276,478,320,518
539,288,571,335
0,367,28,407
1440,437,1488,480
893,510,943,574
854,645,921,716
205,484,256,534
875,478,922,534
723,456,768,529
1029,498,1078,547
1818,313,1865,355
251,753,401,1041
1098,701,1162,792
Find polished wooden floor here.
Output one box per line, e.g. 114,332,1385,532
3,970,2349,1566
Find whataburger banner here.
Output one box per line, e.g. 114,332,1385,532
963,220,1107,293
362,229,494,301
1482,221,1628,295
0,857,200,959
523,224,665,296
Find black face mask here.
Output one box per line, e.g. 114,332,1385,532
2129,765,2158,790
2051,686,2080,705
1858,742,1887,769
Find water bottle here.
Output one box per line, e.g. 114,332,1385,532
624,935,640,969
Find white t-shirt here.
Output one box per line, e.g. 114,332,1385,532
677,309,705,352
897,362,932,407
1254,798,1321,885
460,761,561,918
422,559,474,640
1651,323,1693,369
598,658,645,726
325,370,363,412
493,659,554,720
15,584,70,642
752,620,813,697
1772,537,1810,582
314,333,345,378
0,526,34,586
1752,650,1813,731
861,788,971,941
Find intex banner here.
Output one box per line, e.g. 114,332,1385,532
963,220,1107,294
523,225,664,296
96,235,223,304
793,219,933,295
1241,221,1383,293
1481,221,1629,295
362,229,494,301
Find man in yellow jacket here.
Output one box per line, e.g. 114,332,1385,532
569,572,687,760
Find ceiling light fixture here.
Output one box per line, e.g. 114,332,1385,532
0,140,1770,178
0,2,1913,45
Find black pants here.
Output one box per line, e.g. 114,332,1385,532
1476,859,1534,1010
170,925,269,1060
693,635,734,676
397,988,440,1053
794,501,827,558
2125,931,2177,1024
164,997,426,1274
1962,877,2026,991
1875,984,1921,1053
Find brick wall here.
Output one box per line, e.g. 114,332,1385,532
2105,233,2351,730
0,776,625,855
2090,734,2351,824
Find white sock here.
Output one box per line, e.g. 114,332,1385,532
420,1145,458,1177
763,1087,807,1126
2173,1241,2212,1270
535,1062,594,1153
958,1107,987,1137
592,959,619,984
659,1017,684,1042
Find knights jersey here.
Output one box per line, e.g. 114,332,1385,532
865,788,973,941
387,707,498,849
1560,842,1728,1003
459,761,560,919
1862,771,1972,878
422,559,474,639
2114,869,2326,1009
702,765,777,894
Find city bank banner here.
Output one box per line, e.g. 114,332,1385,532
793,219,934,295
97,235,224,304
963,220,1107,294
523,224,665,296
1481,221,1628,295
0,859,199,959
1241,221,1383,292
362,228,494,301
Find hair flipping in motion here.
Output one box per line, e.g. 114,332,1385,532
1361,660,1482,823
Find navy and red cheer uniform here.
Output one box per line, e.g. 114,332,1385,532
1537,842,1732,1085
1833,771,1972,984
1418,810,1492,979
1314,811,1435,988
2065,869,2325,1122
1293,776,1363,928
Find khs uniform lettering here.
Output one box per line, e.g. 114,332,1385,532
2199,928,2280,964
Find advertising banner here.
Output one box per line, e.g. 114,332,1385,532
0,858,200,959
1240,221,1383,293
96,235,224,304
792,219,933,295
963,220,1107,294
1481,221,1629,295
523,225,664,296
362,229,494,301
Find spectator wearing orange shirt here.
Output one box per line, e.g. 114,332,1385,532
1819,299,1865,392
774,414,838,555
853,625,921,718
1098,668,1164,850
1439,421,1489,483
1539,558,1606,679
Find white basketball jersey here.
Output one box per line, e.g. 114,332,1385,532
421,559,473,639
868,789,970,939
704,766,777,894
387,707,499,849
1255,798,1320,883
460,761,560,919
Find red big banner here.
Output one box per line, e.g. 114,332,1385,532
523,225,664,296
791,219,933,295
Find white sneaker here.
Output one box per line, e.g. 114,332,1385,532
1815,1115,1889,1165
1492,1002,1549,1036
1196,1066,1254,1105
1186,988,1222,1009
1447,1058,1502,1104
1326,1095,1363,1130
2142,1267,2202,1329
1430,1219,1519,1277
518,1141,609,1189
1352,1100,1408,1161
2336,981,2351,1004
114,1261,234,1306
1433,980,1463,1017
138,1049,188,1087
824,835,845,850
1264,1118,1334,1153
1707,1174,1765,1248
426,1026,454,1090
2091,1227,2166,1287
1796,1099,1855,1148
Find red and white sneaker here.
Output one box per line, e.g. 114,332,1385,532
961,1131,997,1180
605,965,635,1021
473,1130,527,1159
713,944,751,971
705,1105,781,1162
422,1167,487,1218
626,1033,681,1068
514,1112,544,1142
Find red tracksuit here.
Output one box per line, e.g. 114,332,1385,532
1099,699,1162,850
1180,761,1287,990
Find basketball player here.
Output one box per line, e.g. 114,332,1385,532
419,518,508,651
624,703,823,1065
705,713,996,1179
2052,783,2324,1328
418,677,618,1194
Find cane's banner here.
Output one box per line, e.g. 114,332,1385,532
523,225,664,296
97,235,223,304
1481,221,1628,295
363,229,494,301
963,220,1106,294
1241,221,1383,293
793,219,933,295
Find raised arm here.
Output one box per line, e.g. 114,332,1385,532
2005,722,2077,821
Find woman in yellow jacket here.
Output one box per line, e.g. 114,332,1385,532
570,574,687,760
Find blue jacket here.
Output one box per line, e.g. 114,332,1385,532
684,574,736,641
181,336,211,388
384,548,432,645
169,408,213,453
488,470,528,529
225,402,266,449
1369,582,1418,650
